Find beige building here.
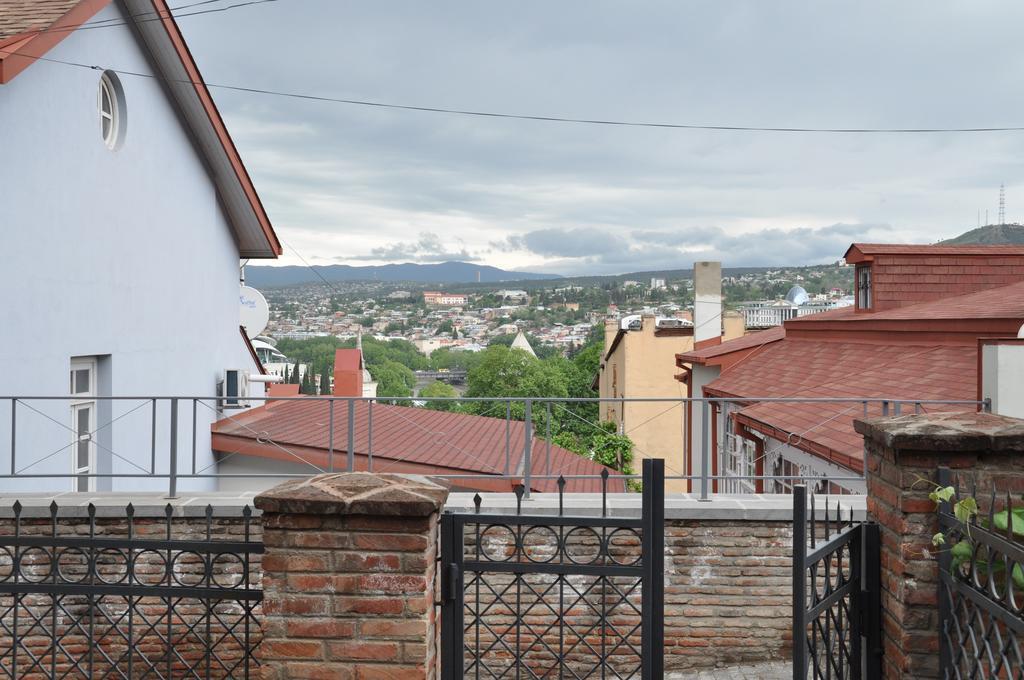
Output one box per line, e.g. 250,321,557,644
598,264,743,491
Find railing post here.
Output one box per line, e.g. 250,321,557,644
347,398,355,472
792,484,807,679
523,399,532,497
700,400,710,501
640,458,665,679
9,398,15,477
167,398,178,498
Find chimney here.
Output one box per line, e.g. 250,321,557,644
693,261,722,346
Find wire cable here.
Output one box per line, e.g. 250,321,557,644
7,0,285,39
7,51,1024,135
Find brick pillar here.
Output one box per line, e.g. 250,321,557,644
855,411,1024,680
254,472,449,680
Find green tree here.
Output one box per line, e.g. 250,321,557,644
300,369,315,395
464,345,568,420
319,371,331,396
369,360,415,399
289,360,301,384
419,380,459,411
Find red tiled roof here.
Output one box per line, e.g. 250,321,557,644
677,326,785,364
859,280,1024,320
705,339,979,469
0,0,78,41
847,243,1024,258
211,400,623,493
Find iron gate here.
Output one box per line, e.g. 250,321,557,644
0,501,262,679
792,485,881,680
440,459,664,679
936,467,1024,678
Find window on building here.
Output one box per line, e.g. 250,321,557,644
856,266,872,309
70,358,97,492
98,72,125,150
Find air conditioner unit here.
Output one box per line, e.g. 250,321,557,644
219,369,249,409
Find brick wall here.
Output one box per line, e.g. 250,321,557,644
857,411,1024,680
255,472,448,680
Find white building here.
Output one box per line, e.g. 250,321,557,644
741,286,853,329
0,0,281,492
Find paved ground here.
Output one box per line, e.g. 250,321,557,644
666,661,792,679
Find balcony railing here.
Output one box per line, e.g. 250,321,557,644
0,395,988,497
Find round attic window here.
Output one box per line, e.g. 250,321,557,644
98,71,126,149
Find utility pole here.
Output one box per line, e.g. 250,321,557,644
999,184,1006,225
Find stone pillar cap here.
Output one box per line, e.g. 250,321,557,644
854,412,1024,452
254,472,450,516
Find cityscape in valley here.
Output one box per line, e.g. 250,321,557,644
5,1,1024,676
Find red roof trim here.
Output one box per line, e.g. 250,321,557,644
149,0,281,257
0,0,109,83
0,0,281,258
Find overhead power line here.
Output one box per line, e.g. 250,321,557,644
6,49,1024,135
10,0,283,39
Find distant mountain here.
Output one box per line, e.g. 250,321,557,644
245,261,560,287
940,224,1024,245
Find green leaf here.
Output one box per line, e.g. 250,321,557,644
991,507,1024,537
954,497,978,524
932,532,946,546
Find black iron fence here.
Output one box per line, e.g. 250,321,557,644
937,467,1024,679
0,501,262,679
439,459,665,679
792,485,881,680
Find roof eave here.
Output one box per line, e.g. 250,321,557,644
0,0,111,84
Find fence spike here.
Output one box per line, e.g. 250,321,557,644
473,494,482,514
825,498,831,538
514,484,524,515
11,500,20,517
558,476,566,516
49,500,58,518
601,468,609,518
810,492,816,549
1007,490,1014,541
989,487,997,528
125,502,134,518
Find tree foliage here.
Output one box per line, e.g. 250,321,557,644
419,380,459,411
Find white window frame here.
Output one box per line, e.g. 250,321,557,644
70,358,97,492
98,73,120,150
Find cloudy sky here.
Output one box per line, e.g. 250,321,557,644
176,0,1024,275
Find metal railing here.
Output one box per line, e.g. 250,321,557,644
0,395,988,497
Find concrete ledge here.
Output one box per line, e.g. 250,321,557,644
855,412,1024,452
445,492,867,521
255,472,449,516
0,492,260,518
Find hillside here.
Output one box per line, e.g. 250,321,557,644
940,224,1024,245
245,261,560,287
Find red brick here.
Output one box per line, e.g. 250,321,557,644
261,640,324,659
326,641,399,662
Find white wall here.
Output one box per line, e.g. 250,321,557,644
982,342,1024,419
0,4,263,493
688,364,719,489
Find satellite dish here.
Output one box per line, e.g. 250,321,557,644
240,286,269,338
